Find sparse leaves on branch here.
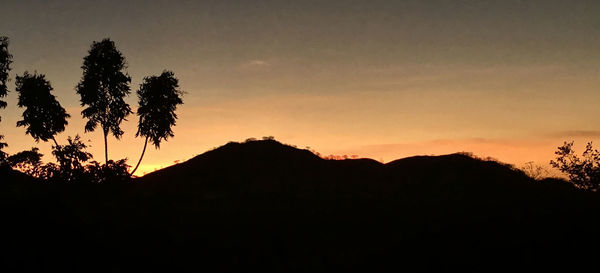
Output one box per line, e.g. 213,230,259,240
521,161,548,180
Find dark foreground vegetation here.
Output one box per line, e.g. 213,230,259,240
2,139,599,272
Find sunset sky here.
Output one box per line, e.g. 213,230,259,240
2,0,600,175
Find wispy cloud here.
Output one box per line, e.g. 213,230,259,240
248,60,267,66
239,59,270,69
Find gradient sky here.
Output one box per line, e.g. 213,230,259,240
2,0,600,175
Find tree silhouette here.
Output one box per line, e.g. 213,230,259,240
6,147,43,176
0,36,13,161
86,158,131,183
131,71,183,175
52,135,93,182
15,72,70,146
0,36,11,114
0,136,7,164
76,38,132,164
550,141,600,190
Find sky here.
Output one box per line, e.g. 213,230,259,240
1,0,600,175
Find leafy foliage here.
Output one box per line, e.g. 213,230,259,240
0,36,11,112
76,38,132,137
0,37,12,158
76,38,131,163
6,147,43,176
550,141,600,190
15,72,70,142
0,135,7,165
32,135,131,183
86,159,131,183
52,135,93,181
136,71,183,148
130,70,183,175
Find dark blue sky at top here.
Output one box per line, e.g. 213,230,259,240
3,0,600,68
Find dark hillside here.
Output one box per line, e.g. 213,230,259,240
2,140,599,272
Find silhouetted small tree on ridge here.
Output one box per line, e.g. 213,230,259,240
76,38,132,164
521,161,548,180
550,141,600,190
130,70,183,175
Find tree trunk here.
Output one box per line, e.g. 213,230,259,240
51,136,59,147
130,136,148,176
103,130,108,164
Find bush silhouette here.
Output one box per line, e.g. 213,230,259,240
86,159,131,183
7,135,131,183
50,135,93,182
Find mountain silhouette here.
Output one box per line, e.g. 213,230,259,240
139,139,571,202
1,139,599,272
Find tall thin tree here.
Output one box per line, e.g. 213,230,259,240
15,71,70,146
130,71,183,175
0,36,13,161
76,38,132,164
